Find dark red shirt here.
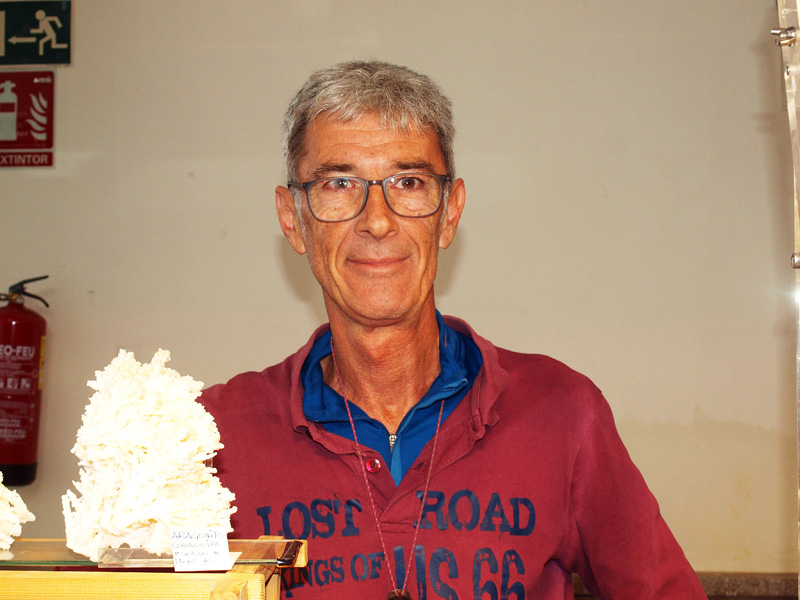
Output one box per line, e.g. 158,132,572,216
200,316,707,599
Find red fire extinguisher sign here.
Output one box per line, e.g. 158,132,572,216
0,70,54,168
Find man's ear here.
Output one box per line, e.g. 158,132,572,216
439,178,466,249
276,186,307,255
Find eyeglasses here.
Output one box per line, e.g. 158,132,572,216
288,172,450,223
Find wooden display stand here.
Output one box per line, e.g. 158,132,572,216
0,538,307,600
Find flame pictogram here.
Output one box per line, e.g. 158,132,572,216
26,93,48,141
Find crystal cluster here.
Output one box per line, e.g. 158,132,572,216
62,349,235,561
0,470,35,560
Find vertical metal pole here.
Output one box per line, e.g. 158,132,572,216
772,1,800,592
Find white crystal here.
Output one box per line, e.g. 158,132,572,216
62,349,236,561
0,470,35,555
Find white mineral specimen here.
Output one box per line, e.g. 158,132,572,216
62,349,236,561
0,470,35,560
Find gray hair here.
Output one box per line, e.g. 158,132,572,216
282,60,456,184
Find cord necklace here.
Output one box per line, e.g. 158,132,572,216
330,338,444,600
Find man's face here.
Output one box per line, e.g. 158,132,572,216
276,112,465,329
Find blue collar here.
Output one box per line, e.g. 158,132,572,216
301,312,482,484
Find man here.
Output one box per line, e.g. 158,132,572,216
201,61,707,599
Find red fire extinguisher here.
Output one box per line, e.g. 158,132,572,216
0,276,48,486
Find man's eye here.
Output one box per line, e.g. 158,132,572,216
395,177,423,190
332,178,353,189
321,177,356,192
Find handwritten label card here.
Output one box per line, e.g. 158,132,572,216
170,528,237,571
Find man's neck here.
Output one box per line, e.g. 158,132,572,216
323,306,441,434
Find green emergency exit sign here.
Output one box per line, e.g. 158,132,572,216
0,1,71,65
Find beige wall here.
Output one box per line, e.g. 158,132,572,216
2,0,795,573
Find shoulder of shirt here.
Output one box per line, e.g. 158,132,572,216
497,346,603,400
199,324,329,407
442,314,601,391
441,314,608,423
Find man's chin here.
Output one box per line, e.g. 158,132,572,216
322,280,435,329
344,307,412,327
328,300,425,330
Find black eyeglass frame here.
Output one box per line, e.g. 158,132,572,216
287,173,451,223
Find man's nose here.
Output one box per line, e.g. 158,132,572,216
357,182,397,237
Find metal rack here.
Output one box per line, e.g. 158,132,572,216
771,1,800,595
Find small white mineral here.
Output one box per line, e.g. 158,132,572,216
62,349,236,561
0,470,35,560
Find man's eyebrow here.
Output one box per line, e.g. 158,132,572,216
393,160,436,173
310,163,355,178
309,160,438,179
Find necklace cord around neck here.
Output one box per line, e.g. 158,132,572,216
330,338,445,596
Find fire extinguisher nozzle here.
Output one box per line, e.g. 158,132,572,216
8,276,50,307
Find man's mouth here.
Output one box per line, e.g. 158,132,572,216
348,255,407,270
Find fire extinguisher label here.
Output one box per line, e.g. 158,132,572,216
0,399,34,444
0,341,40,445
0,343,39,396
0,306,44,462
